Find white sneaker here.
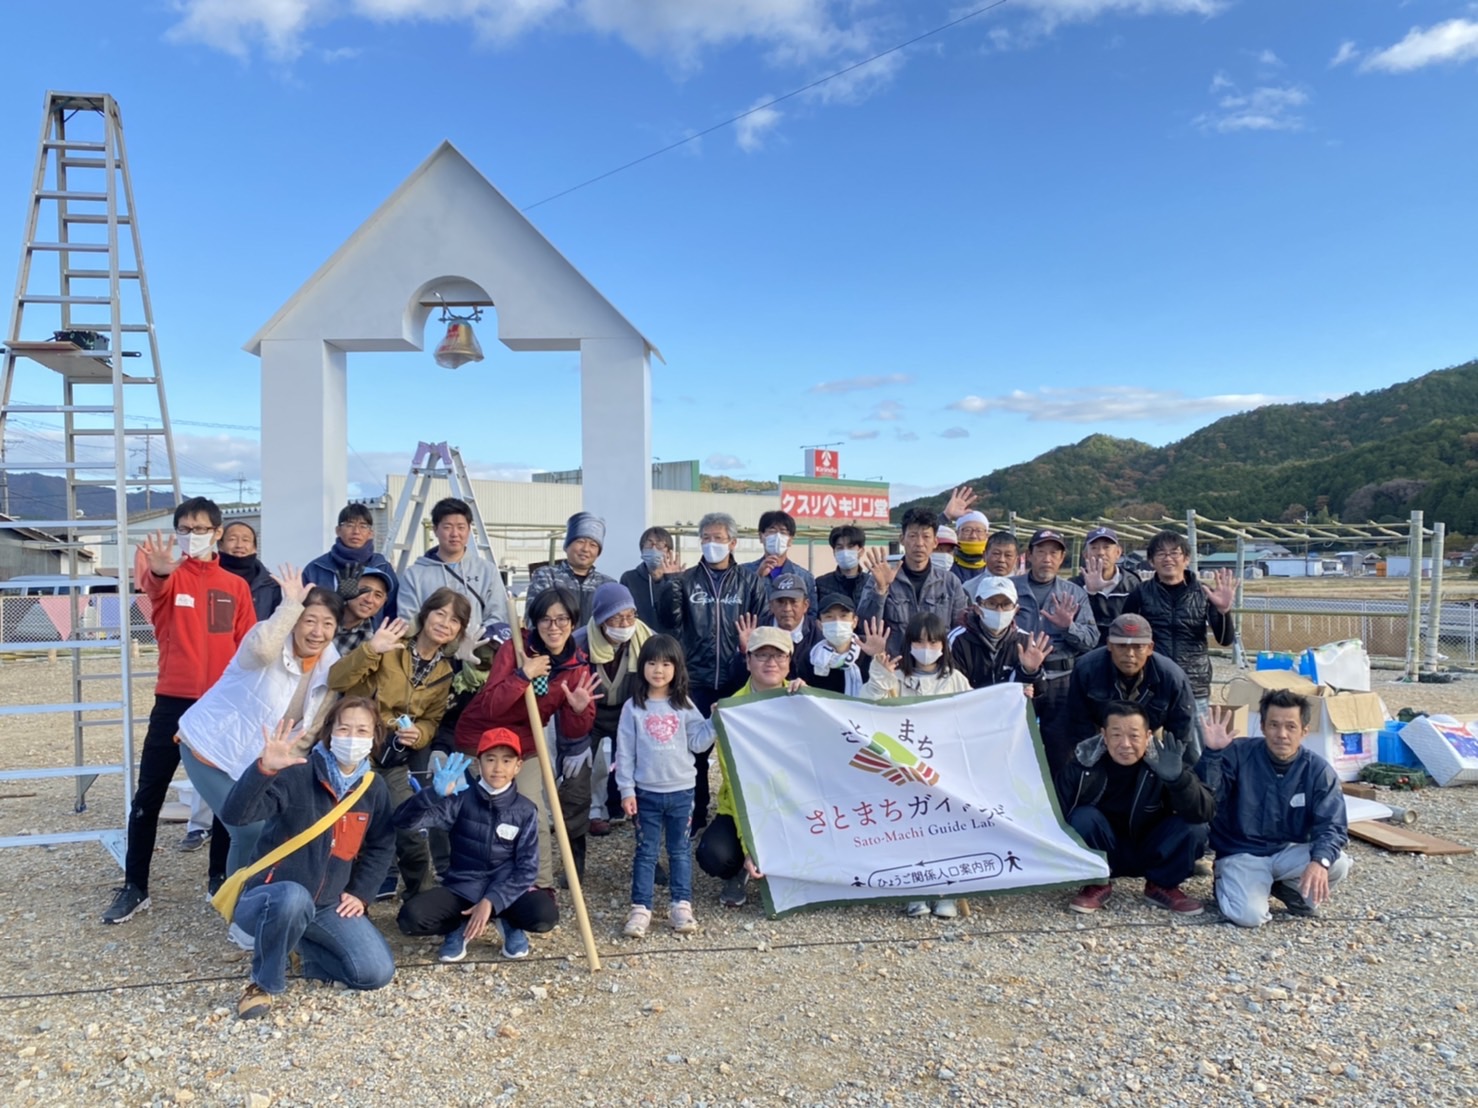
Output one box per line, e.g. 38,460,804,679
623,905,652,938
227,922,255,951
905,901,930,918
668,900,698,934
931,899,958,919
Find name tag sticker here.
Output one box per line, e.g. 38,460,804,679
496,823,519,841
1290,793,1306,808
175,594,195,608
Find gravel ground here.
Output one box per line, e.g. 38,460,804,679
0,656,1475,1107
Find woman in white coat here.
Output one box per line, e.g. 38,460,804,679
178,566,344,880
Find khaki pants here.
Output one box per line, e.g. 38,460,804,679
516,758,555,889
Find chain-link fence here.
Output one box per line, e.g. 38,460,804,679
0,590,155,651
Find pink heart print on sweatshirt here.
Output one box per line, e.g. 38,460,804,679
644,712,681,745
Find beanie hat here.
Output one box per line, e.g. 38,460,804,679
591,582,636,626
955,510,989,532
565,511,606,550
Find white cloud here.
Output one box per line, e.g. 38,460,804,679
705,452,747,471
735,100,784,152
867,399,904,421
944,386,1295,423
1011,0,1224,36
847,429,880,440
1360,19,1478,73
938,426,971,439
894,429,919,442
1196,78,1308,133
1329,41,1359,68
1251,48,1282,67
808,372,912,394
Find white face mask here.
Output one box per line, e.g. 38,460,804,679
640,548,665,570
764,532,790,557
931,553,953,571
702,542,730,565
834,548,860,571
178,532,216,560
330,734,372,767
979,607,1017,633
821,620,853,650
911,645,943,667
604,623,635,643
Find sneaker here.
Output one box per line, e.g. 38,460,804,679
669,900,698,934
1271,880,1316,917
931,899,958,919
102,883,150,925
589,819,613,837
207,874,225,899
719,873,749,908
375,873,399,902
439,927,469,963
227,923,255,951
905,900,930,918
623,905,652,938
237,982,272,1021
499,920,530,960
1069,883,1114,914
1143,880,1204,916
177,828,211,853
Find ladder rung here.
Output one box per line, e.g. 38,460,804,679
0,702,125,717
36,190,108,202
30,241,109,253
79,671,156,681
0,831,125,850
0,639,126,651
64,270,140,280
19,295,111,305
78,718,134,728
20,540,102,550
0,765,125,781
59,158,108,169
0,519,117,528
44,140,107,152
62,213,130,225
0,461,115,471
70,427,166,436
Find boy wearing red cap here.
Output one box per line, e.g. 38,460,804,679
393,728,557,962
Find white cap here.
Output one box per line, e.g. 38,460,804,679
968,575,1017,604
955,510,990,532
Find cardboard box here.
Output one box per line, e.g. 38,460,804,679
1214,671,1384,781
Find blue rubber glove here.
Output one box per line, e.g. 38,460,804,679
433,751,473,797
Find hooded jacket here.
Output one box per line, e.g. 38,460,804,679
658,560,767,696
394,775,538,913
619,564,665,630
399,548,509,630
1056,734,1215,840
1123,569,1234,699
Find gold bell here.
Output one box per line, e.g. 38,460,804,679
434,320,484,369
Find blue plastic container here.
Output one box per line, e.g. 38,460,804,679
1376,722,1421,768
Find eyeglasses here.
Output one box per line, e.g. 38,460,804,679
751,650,788,663
1152,549,1186,560
176,526,214,536
339,520,373,533
604,614,637,627
538,615,572,629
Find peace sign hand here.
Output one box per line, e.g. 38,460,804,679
139,530,180,578
260,717,308,774
564,668,604,714
369,618,410,654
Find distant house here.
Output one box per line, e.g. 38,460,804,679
1259,556,1324,578
0,513,98,579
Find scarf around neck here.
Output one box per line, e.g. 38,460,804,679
314,742,368,797
586,618,652,669
331,538,375,566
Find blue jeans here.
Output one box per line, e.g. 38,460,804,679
631,787,694,908
180,745,264,877
234,881,396,995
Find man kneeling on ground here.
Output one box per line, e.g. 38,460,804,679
1057,701,1214,916
1198,690,1351,926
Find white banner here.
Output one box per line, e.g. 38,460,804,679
715,685,1109,915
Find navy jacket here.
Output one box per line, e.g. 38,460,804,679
394,776,539,914
221,754,394,911
1057,735,1215,840
1009,574,1099,668
1197,740,1347,865
303,549,399,623
1064,648,1201,765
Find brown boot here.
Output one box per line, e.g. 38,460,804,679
237,982,272,1021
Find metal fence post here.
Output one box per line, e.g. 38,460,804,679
1233,533,1246,668
1405,510,1423,680
1186,510,1199,576
1424,522,1445,673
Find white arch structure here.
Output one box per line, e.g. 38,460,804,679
246,141,659,567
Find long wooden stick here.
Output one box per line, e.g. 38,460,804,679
507,606,602,972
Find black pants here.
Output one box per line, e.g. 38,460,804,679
208,817,231,884
125,695,195,893
696,815,744,880
690,685,728,826
397,886,559,936
1033,675,1077,777
1068,808,1207,888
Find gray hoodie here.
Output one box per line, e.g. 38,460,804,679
399,548,509,629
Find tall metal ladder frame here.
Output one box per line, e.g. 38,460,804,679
385,442,494,575
0,92,181,867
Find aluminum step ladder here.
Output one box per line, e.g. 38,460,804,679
385,441,494,574
0,91,181,867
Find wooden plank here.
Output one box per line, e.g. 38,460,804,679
1349,821,1473,855
1341,782,1377,800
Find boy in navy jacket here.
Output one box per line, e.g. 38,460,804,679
395,728,558,962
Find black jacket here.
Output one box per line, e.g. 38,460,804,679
220,554,283,622
1069,570,1140,648
1064,648,1201,764
1056,735,1215,840
221,752,395,911
948,618,1044,695
394,776,538,913
658,561,767,695
619,564,664,631
814,569,865,607
1123,570,1234,698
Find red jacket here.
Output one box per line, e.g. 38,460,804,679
139,553,256,699
455,637,595,759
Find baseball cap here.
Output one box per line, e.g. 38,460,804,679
354,566,394,598
1107,614,1154,645
817,593,856,614
475,727,523,756
968,575,1018,604
1028,528,1067,550
770,574,807,600
1085,526,1119,546
749,626,795,655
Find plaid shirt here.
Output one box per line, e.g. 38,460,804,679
334,618,377,657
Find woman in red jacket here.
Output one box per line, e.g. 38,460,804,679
455,586,599,891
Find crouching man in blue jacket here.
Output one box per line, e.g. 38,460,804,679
1198,689,1352,926
394,727,558,963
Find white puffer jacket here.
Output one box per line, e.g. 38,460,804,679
178,599,340,779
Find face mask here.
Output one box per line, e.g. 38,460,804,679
764,533,790,557
979,607,1016,633
702,542,729,565
911,645,943,667
931,553,953,571
178,532,215,560
821,621,853,650
478,778,513,797
957,540,988,558
330,734,372,767
604,624,635,643
834,548,860,571
641,548,665,570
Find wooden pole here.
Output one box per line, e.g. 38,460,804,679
506,605,602,972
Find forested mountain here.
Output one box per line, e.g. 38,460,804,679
0,472,174,521
898,361,1478,533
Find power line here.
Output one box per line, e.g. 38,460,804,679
521,0,1014,212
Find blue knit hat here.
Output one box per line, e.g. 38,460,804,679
591,582,636,626
565,511,606,550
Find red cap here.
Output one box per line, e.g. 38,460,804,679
475,728,522,756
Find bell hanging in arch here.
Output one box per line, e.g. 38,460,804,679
434,319,484,369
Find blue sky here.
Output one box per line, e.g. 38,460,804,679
1,0,1475,509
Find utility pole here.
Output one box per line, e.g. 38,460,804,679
236,471,246,505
